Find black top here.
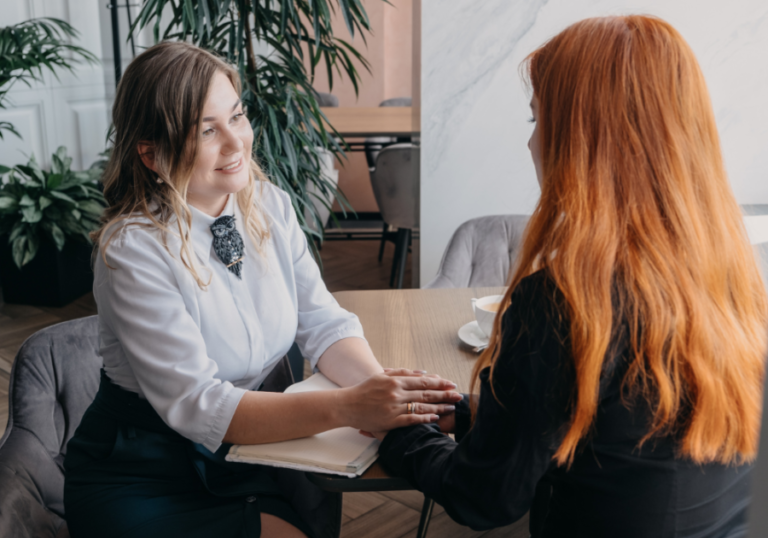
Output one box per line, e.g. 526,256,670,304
378,271,752,538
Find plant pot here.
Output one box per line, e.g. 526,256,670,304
0,236,94,307
305,149,340,233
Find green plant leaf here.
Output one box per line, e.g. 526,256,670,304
50,222,65,250
21,205,43,223
0,196,17,210
12,235,27,268
71,208,81,220
24,232,39,265
49,190,77,204
78,199,104,215
0,165,11,175
19,194,35,206
51,153,63,175
7,223,24,244
39,195,52,210
47,172,62,189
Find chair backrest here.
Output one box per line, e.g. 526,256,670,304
365,97,413,170
314,91,339,108
0,316,101,521
425,214,530,289
370,144,419,230
5,316,102,460
0,315,300,532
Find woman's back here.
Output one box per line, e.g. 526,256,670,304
380,270,752,538
528,269,752,536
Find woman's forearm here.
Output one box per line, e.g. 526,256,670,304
223,389,345,445
222,337,382,445
223,367,461,445
316,336,384,387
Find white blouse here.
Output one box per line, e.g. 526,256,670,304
94,182,365,452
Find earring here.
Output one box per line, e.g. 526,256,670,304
156,176,163,184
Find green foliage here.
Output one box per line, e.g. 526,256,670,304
0,18,98,140
131,0,375,252
0,147,106,268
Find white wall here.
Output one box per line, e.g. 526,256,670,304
419,0,768,284
0,0,118,171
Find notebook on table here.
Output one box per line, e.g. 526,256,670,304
226,373,380,478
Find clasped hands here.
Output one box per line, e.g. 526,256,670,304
339,368,461,442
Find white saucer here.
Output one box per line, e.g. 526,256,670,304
458,321,489,348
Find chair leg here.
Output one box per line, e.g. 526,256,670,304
396,228,411,289
416,496,435,538
378,222,388,262
390,228,404,288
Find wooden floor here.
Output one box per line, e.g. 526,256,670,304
0,239,528,537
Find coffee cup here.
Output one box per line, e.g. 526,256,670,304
471,295,504,339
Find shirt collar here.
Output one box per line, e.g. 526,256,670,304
189,195,237,264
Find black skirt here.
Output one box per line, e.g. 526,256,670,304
64,371,331,538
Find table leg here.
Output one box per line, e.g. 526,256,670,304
416,496,435,538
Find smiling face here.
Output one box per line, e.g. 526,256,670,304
186,71,254,216
528,95,543,187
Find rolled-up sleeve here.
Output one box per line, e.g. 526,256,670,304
95,229,246,452
276,189,365,368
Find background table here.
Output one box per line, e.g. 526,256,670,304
319,106,416,138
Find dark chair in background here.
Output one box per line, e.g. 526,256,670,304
364,97,413,262
0,317,338,537
313,91,339,108
424,215,530,289
370,144,420,289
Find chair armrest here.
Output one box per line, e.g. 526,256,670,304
0,427,68,537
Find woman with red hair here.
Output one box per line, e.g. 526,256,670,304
374,15,768,537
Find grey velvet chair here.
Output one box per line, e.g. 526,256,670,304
0,316,339,538
370,143,420,289
364,97,413,262
425,215,530,289
313,91,339,108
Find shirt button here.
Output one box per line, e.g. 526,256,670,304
245,496,257,503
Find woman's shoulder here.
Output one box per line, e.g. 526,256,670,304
508,269,564,319
98,212,174,262
499,269,571,362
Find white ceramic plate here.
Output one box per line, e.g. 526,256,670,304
458,320,489,348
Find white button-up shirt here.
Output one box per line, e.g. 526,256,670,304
95,182,364,452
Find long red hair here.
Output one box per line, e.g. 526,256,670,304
472,15,768,467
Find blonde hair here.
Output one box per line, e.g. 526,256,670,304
472,15,768,467
93,42,270,287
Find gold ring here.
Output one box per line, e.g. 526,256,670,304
406,402,414,414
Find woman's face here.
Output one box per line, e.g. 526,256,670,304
528,95,543,187
186,71,253,216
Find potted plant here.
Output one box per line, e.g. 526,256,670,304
1,18,97,140
0,147,106,306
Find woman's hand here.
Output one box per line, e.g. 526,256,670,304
360,403,457,442
336,369,462,433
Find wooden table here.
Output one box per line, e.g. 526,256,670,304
308,286,505,485
335,286,504,392
308,287,505,537
320,106,417,138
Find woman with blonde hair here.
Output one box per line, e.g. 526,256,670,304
374,15,768,537
63,42,460,538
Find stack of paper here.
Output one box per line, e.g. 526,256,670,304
226,373,379,478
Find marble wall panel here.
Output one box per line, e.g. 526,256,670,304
420,0,768,284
